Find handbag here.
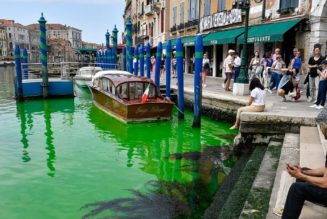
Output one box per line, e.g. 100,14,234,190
304,73,309,85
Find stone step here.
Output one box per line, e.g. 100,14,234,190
266,133,300,219
317,124,327,155
239,140,282,219
299,126,327,218
299,126,324,169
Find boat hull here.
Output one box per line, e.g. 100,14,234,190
74,78,91,87
90,87,174,123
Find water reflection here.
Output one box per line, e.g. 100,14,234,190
85,103,236,218
15,98,75,176
16,103,31,162
43,101,56,177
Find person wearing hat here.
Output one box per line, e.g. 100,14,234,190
223,49,235,91
310,59,327,109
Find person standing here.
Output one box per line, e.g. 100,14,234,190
310,59,327,109
272,48,281,61
269,55,286,92
224,49,235,92
307,46,324,102
151,56,156,80
234,52,241,81
262,52,274,90
202,53,210,88
249,51,261,80
172,55,177,78
288,50,303,101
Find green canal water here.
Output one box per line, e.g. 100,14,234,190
0,67,237,219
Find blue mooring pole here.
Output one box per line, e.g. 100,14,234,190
105,50,108,70
15,45,23,100
123,47,127,71
165,40,172,98
23,48,28,79
38,13,48,98
126,19,133,74
112,25,118,65
133,46,138,76
176,38,184,120
146,43,151,79
105,30,110,50
139,44,144,77
155,42,162,88
95,52,98,67
192,35,203,128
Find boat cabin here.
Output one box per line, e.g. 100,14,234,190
93,73,159,103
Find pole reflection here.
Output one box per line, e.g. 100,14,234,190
43,101,56,177
16,102,31,163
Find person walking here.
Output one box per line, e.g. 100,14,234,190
202,53,210,88
223,49,235,92
310,59,327,109
307,45,324,102
230,78,266,130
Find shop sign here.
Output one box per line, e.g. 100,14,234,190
199,9,242,32
247,35,271,43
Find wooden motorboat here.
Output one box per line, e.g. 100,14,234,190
89,70,174,123
74,66,102,87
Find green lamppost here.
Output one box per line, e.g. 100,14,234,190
235,0,250,84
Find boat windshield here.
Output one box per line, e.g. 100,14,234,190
79,68,102,76
117,82,156,101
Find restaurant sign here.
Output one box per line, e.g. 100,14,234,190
247,35,271,43
199,9,242,32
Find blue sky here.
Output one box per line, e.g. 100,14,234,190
0,0,125,44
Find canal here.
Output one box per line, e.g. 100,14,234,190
0,66,237,219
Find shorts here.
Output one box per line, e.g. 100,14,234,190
281,81,294,94
225,72,233,79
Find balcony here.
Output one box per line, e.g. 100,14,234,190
144,5,154,16
153,0,165,9
177,23,185,31
185,19,199,29
170,25,177,33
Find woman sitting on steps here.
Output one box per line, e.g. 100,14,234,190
230,78,266,130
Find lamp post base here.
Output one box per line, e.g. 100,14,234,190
233,83,249,96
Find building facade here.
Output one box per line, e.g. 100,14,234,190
28,28,40,63
124,0,327,78
0,19,30,58
0,26,8,60
124,0,168,48
27,23,83,62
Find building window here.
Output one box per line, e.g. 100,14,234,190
218,0,226,12
9,33,12,39
180,2,184,24
280,0,299,11
173,6,177,26
161,9,164,33
205,0,211,16
188,0,199,21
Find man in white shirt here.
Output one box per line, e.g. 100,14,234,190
224,49,235,91
234,52,241,81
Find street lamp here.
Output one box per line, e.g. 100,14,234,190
233,0,250,95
